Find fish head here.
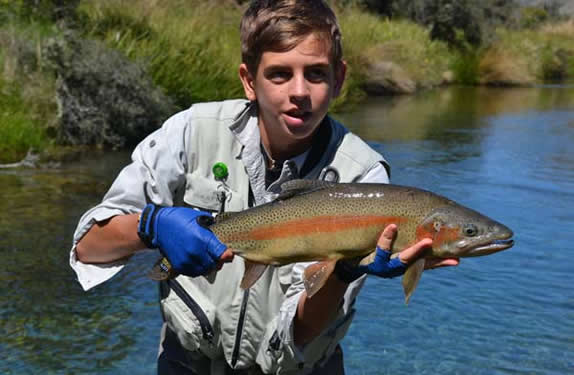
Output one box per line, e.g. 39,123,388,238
418,204,514,258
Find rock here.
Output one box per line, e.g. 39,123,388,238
362,61,417,95
43,33,177,149
0,149,40,169
441,70,455,85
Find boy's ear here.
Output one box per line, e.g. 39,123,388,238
333,60,347,98
239,63,257,101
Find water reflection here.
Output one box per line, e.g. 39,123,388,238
0,152,160,374
341,87,574,375
335,86,574,143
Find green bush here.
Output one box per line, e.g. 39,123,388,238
520,7,549,29
0,78,48,163
451,50,480,85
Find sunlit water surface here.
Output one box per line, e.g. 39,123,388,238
1,86,572,374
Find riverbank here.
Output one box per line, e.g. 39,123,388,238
0,1,573,162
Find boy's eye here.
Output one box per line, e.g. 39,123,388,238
306,68,329,83
266,70,291,82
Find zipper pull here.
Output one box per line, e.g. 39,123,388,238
213,162,230,214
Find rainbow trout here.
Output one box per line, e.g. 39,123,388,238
151,180,514,303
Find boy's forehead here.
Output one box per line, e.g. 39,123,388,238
259,33,333,66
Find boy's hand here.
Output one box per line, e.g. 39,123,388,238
367,224,460,273
334,224,459,283
138,204,228,277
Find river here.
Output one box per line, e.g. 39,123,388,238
0,86,573,374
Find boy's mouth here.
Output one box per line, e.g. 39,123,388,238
284,110,311,127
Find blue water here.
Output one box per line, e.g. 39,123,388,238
0,86,572,374
339,88,574,375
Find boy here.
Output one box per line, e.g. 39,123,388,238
71,1,458,374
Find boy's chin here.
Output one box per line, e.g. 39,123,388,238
284,121,319,139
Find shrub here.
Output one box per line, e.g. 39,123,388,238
520,7,549,29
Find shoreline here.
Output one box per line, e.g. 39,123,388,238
1,2,573,163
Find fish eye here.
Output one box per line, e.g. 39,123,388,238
463,224,478,237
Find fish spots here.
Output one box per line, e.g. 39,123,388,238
232,215,408,241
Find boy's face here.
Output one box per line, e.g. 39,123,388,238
239,33,346,157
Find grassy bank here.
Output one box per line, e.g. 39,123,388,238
0,18,58,163
0,1,573,162
452,20,574,85
335,10,452,107
78,0,245,108
493,20,574,83
76,1,454,110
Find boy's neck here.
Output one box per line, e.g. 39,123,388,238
259,126,315,165
261,138,313,167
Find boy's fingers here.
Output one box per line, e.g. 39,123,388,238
425,257,460,269
398,238,433,265
376,224,398,250
216,249,234,270
219,248,234,263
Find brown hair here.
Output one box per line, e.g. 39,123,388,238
240,0,343,75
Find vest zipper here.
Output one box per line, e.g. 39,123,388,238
167,279,214,343
231,288,250,367
231,188,254,368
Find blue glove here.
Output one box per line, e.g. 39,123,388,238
357,246,407,278
138,204,227,277
334,246,408,283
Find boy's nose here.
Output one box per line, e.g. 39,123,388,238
289,75,309,99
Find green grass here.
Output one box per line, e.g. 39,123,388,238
78,0,245,108
0,19,58,162
334,8,453,109
492,22,574,82
0,77,48,163
77,1,455,111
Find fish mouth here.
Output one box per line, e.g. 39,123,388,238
463,239,514,257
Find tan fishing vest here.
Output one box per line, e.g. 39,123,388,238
161,99,389,373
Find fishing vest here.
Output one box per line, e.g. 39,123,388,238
161,99,389,373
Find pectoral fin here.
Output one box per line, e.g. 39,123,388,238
303,260,337,298
240,261,268,290
402,258,425,304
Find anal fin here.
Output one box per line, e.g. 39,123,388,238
303,260,337,298
402,258,425,304
240,261,269,290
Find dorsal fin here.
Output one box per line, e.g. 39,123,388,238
277,179,334,200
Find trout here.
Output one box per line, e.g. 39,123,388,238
151,180,514,303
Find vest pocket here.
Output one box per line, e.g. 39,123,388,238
160,277,219,358
183,172,246,213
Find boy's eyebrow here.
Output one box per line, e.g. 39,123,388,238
263,62,331,71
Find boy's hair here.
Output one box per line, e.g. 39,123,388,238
240,0,343,75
